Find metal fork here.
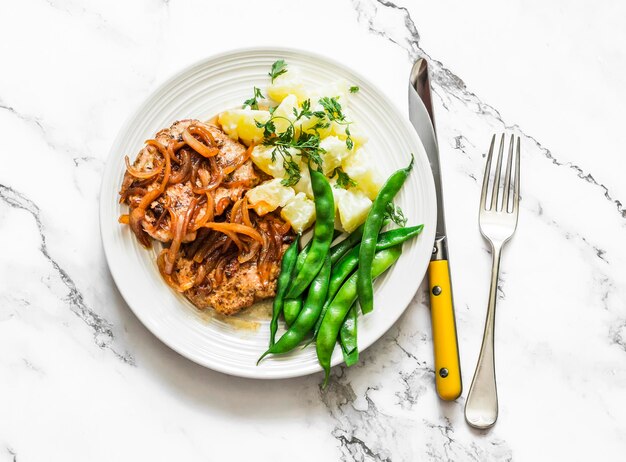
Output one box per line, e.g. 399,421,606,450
465,134,520,429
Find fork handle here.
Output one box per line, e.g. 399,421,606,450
428,259,462,400
465,244,502,429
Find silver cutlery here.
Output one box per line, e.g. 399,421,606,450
465,134,521,429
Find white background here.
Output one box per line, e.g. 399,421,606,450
1,0,625,460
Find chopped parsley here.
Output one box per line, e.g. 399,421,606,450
249,61,361,186
318,96,354,150
255,115,325,187
268,59,288,83
242,87,264,110
293,99,326,123
330,167,357,189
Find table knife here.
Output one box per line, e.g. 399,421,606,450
408,58,462,401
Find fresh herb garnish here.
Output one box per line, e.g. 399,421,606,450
385,202,408,227
349,86,360,93
268,59,288,83
345,125,354,151
318,96,354,150
318,96,345,122
251,68,362,186
255,113,326,186
292,99,325,123
330,167,357,189
243,87,264,110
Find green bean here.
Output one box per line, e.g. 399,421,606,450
293,241,311,275
299,229,341,271
259,255,331,361
286,168,334,299
329,223,364,264
283,298,303,326
328,219,391,265
317,246,403,385
269,234,300,347
313,225,424,337
340,302,359,367
357,156,414,314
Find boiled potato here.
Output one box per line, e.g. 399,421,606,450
296,101,332,137
219,109,270,146
334,187,372,232
342,148,384,200
272,94,299,134
319,136,352,175
310,79,350,108
267,68,310,104
281,192,316,233
251,145,287,178
329,121,368,150
246,179,295,216
292,164,313,199
250,145,313,198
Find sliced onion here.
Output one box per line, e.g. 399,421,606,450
182,126,219,158
238,240,260,263
164,208,184,275
125,155,162,179
203,222,264,245
129,139,171,248
241,197,253,228
230,198,244,224
168,148,192,184
157,250,193,292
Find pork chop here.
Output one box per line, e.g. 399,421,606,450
121,119,260,243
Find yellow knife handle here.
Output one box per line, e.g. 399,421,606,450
428,259,462,401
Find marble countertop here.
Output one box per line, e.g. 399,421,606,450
2,0,625,460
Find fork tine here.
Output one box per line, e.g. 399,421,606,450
480,135,496,210
489,134,505,211
501,134,515,212
512,136,521,213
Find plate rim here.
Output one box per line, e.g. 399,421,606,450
100,45,436,379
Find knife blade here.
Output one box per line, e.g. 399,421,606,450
409,58,462,401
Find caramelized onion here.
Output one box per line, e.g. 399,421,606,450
183,126,219,158
214,253,231,285
182,197,199,235
129,139,171,248
191,124,217,145
168,148,192,184
119,186,148,204
157,250,194,292
194,233,227,263
192,192,214,231
215,196,231,215
241,197,253,227
193,159,223,193
238,240,260,263
124,155,162,179
230,198,244,224
203,222,264,245
164,208,185,275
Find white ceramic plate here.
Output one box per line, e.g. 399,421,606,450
100,47,436,379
